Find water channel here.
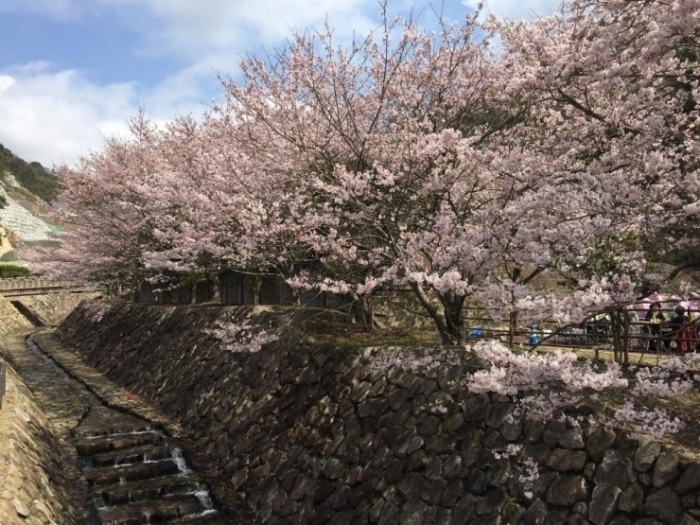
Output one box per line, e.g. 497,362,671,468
25,336,228,525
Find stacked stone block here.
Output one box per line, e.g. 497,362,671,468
57,302,700,525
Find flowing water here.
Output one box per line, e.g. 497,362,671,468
26,336,230,525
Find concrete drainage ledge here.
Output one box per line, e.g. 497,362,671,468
30,329,256,525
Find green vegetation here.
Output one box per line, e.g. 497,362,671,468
0,145,62,203
0,264,30,278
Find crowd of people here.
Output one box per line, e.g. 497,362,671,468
631,293,699,353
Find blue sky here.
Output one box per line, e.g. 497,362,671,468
0,0,560,167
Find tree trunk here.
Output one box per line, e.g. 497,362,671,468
352,295,375,332
408,283,466,345
509,311,518,347
441,294,466,345
210,275,220,304
249,275,261,305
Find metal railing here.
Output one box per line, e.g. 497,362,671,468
466,301,700,363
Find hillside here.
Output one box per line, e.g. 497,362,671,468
0,146,63,255
0,144,61,204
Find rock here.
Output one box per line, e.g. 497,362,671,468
438,364,464,394
676,515,700,525
398,473,426,501
528,443,553,464
543,421,568,448
653,451,680,488
15,407,32,423
482,428,508,449
559,428,585,450
595,451,635,489
586,428,617,463
524,419,545,443
291,474,314,500
454,494,476,525
322,457,345,480
487,458,510,487
522,499,548,525
399,501,428,525
329,485,352,510
425,434,455,455
444,413,465,433
500,415,524,442
501,502,526,524
358,398,389,419
485,403,516,428
388,388,409,412
465,468,488,495
584,462,597,481
442,479,463,507
644,487,681,524
423,479,447,505
386,459,405,485
546,476,588,507
444,453,463,480
13,499,30,518
567,514,587,525
676,463,700,493
369,499,385,523
476,488,505,515
462,394,490,422
589,485,621,525
379,501,399,525
420,416,441,438
530,472,559,499
618,482,644,514
424,454,443,480
547,449,587,472
634,438,662,473
350,381,373,402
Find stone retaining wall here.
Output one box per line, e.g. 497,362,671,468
17,292,100,326
0,296,32,335
0,358,90,524
57,301,700,525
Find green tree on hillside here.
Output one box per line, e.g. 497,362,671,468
0,145,62,203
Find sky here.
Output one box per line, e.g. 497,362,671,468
0,0,561,168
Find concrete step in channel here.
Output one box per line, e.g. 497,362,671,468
74,404,220,525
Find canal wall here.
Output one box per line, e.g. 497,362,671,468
57,300,700,525
0,352,92,524
0,292,99,335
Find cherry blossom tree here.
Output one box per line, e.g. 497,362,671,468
27,0,700,347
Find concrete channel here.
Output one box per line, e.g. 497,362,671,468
14,334,232,525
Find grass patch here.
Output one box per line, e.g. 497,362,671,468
0,264,30,278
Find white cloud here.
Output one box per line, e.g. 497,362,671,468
0,0,563,169
462,0,562,20
0,63,137,167
109,0,378,61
